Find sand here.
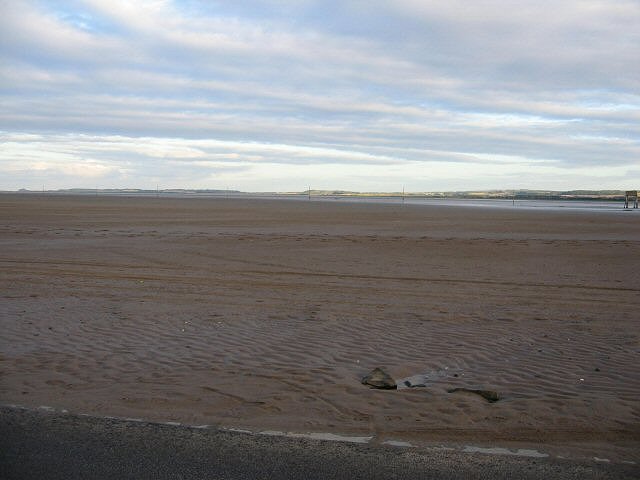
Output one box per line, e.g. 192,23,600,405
1,194,639,461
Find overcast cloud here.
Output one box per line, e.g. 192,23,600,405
1,0,639,191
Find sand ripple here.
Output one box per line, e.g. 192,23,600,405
1,195,639,458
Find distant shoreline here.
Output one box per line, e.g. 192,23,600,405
0,188,631,202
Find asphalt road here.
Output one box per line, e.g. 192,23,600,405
1,406,637,480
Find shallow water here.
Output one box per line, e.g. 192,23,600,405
28,191,631,213
305,195,628,213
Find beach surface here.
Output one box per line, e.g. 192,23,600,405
1,194,639,464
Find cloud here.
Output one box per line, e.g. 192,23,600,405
0,0,638,191
1,131,634,191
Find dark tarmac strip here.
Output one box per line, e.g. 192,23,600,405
1,406,637,480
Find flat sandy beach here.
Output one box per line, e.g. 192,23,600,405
1,194,639,463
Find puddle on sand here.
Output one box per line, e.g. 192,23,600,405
382,440,413,447
396,369,456,389
463,446,549,458
259,430,373,444
594,457,610,463
222,427,252,434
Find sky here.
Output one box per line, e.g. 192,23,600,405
1,0,639,192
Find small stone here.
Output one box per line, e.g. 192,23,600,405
595,367,600,372
361,367,397,389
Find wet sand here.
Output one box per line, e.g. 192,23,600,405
1,194,639,462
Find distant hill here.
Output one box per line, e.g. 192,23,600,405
8,188,241,195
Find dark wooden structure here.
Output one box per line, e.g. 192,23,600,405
624,190,638,209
